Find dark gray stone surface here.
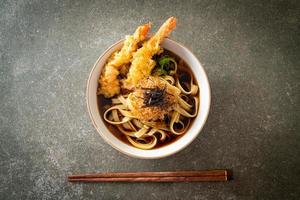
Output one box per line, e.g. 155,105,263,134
0,0,299,199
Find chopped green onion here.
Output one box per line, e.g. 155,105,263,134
152,55,178,76
158,56,177,75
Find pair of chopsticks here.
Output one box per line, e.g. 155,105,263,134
68,170,229,182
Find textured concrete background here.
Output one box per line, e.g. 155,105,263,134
1,0,299,199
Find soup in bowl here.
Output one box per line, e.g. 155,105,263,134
86,18,210,159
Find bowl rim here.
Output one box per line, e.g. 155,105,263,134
86,38,211,159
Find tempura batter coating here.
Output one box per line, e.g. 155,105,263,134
109,24,151,69
127,76,180,122
123,17,177,89
98,23,151,97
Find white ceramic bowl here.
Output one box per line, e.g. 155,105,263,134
86,38,211,159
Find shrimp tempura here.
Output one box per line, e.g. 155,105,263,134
98,23,151,97
123,17,177,89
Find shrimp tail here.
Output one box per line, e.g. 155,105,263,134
134,22,151,41
98,23,151,98
149,17,176,46
109,23,151,69
123,17,177,89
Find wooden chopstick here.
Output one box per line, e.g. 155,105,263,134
68,170,229,182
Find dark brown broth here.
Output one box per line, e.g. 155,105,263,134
97,49,199,149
